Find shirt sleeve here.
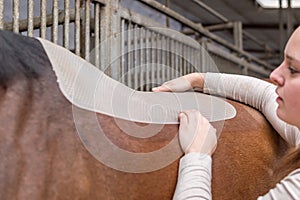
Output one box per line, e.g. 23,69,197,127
173,73,300,200
173,152,212,200
203,73,300,146
258,169,300,200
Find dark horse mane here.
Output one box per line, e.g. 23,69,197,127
0,30,48,88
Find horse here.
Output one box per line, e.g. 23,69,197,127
0,30,287,200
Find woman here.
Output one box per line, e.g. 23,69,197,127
153,26,300,199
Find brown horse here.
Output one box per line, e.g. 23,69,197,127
0,30,286,200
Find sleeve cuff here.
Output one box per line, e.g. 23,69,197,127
180,152,212,170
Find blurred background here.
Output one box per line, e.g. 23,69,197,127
1,0,298,89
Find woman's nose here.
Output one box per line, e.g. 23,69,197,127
270,64,284,86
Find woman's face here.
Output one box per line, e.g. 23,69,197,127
270,27,300,128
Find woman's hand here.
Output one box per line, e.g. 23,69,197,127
152,73,216,155
178,110,217,156
152,73,205,92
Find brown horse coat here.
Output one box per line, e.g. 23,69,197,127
0,30,286,200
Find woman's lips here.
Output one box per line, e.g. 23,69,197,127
275,89,283,103
276,96,283,104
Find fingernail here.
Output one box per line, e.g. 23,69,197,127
179,113,185,119
152,87,158,92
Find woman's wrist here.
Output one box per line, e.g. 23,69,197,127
189,73,205,89
185,146,215,156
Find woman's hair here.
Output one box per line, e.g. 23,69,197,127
273,145,300,184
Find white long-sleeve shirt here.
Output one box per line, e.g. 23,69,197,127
173,73,300,200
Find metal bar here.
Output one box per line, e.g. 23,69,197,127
94,3,100,68
190,47,193,73
188,47,193,73
75,0,80,56
165,0,170,27
109,0,121,80
200,41,207,72
13,0,20,33
40,0,47,38
176,41,181,76
193,48,198,73
140,27,144,89
189,21,274,55
287,0,293,37
121,19,125,84
169,38,173,78
27,0,34,36
178,42,182,76
192,0,228,23
161,35,166,82
27,0,34,37
188,46,191,74
279,0,284,61
166,37,170,81
128,22,132,88
243,31,272,51
138,0,274,70
204,22,233,31
145,28,149,91
183,45,187,75
52,0,58,44
99,0,109,73
156,34,161,84
171,40,177,79
186,45,190,73
233,21,243,50
206,43,270,76
193,48,197,73
64,0,70,49
85,0,91,61
174,40,178,77
0,0,3,29
175,40,179,77
119,7,163,31
5,9,77,33
134,24,138,89
178,41,182,75
151,31,155,84
119,8,200,50
242,64,249,75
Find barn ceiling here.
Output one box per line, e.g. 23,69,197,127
155,0,300,66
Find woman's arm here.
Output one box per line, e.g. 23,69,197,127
153,72,300,146
154,73,300,199
173,153,212,200
258,169,300,199
203,73,300,146
173,110,216,200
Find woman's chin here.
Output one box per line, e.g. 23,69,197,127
276,109,297,126
276,109,286,122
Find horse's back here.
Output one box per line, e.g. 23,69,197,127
0,30,286,200
212,100,286,200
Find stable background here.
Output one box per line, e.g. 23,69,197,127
1,0,298,86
